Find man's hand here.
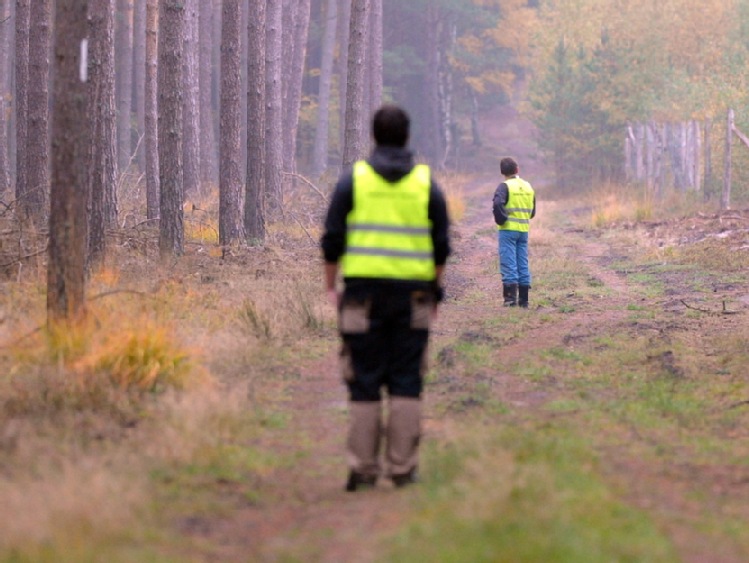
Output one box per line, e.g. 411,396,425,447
327,289,340,309
324,263,340,308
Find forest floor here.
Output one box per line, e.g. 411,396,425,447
2,104,749,562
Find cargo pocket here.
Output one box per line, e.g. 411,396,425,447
410,291,434,330
339,342,355,382
339,297,371,334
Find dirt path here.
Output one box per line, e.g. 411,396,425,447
192,184,637,562
188,105,748,561
201,180,658,561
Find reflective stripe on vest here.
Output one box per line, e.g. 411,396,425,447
498,176,534,233
341,161,436,281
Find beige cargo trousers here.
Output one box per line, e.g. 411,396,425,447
338,287,433,485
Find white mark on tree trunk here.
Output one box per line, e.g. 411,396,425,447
80,39,88,82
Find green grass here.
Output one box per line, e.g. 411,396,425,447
388,424,678,563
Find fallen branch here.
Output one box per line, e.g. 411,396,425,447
283,172,329,203
728,399,749,410
286,210,317,245
0,244,48,269
89,289,152,302
719,214,749,222
680,299,740,315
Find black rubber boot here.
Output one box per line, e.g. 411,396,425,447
518,285,530,308
503,284,518,307
392,468,419,488
345,471,377,492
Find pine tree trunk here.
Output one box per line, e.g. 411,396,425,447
240,0,248,183
132,0,146,173
265,0,284,209
368,0,382,114
219,0,245,246
182,0,201,199
281,0,294,110
703,119,712,200
0,0,11,196
145,0,160,220
88,0,119,264
311,0,337,177
199,0,217,184
116,0,134,176
158,0,185,258
245,0,266,242
422,3,442,166
14,0,30,209
25,0,51,225
282,0,311,174
335,0,351,160
342,0,369,168
48,0,90,324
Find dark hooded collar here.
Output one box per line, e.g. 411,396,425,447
366,145,415,183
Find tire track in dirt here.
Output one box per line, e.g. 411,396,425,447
435,176,635,411
438,176,748,563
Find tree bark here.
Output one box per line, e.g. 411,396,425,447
244,0,266,244
265,0,284,209
311,0,337,177
132,0,146,172
367,0,382,115
342,0,369,169
422,3,442,166
145,0,159,220
14,0,30,210
282,0,311,174
0,0,11,196
281,0,294,111
48,0,90,324
240,0,248,182
88,0,119,265
245,0,266,242
116,0,134,176
182,0,201,199
219,0,245,246
25,0,51,225
199,0,217,184
158,0,185,258
335,0,351,160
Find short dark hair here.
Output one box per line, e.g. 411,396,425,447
500,157,518,176
372,104,410,147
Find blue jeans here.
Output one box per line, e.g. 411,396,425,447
498,230,531,286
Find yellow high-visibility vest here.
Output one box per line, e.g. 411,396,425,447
498,176,534,233
341,160,435,281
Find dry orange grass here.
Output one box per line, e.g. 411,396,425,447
439,171,470,223
591,184,655,227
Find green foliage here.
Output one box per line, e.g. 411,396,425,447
527,0,749,191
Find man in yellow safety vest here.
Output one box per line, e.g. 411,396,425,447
492,157,536,307
321,104,451,491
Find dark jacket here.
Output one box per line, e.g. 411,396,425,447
321,146,451,290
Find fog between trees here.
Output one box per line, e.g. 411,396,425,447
1,0,749,321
